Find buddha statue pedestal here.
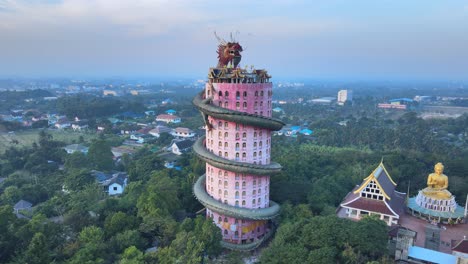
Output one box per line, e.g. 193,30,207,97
407,163,466,224
415,188,457,213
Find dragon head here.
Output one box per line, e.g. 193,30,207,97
215,32,243,68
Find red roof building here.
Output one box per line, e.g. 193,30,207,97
452,238,468,260
337,162,406,226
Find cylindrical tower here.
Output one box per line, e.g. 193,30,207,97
193,39,284,250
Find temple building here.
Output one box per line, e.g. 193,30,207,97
192,35,284,250
337,162,406,226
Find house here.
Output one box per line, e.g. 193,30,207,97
272,107,283,113
165,109,177,115
108,172,128,196
64,144,89,154
452,238,468,260
285,126,301,136
337,162,406,226
156,114,181,124
299,128,313,136
158,152,182,169
55,118,71,129
161,98,173,105
71,120,89,131
171,127,196,138
149,125,172,138
91,171,128,195
144,110,155,116
171,140,195,155
14,200,33,214
136,127,153,135
130,133,152,144
111,146,137,158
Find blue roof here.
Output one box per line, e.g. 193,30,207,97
408,246,456,264
165,109,176,113
389,98,413,103
290,126,301,131
300,129,313,134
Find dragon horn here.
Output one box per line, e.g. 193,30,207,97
214,31,227,45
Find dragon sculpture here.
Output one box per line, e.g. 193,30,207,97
215,32,243,68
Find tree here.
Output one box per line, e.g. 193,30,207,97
87,139,114,171
104,212,138,237
65,152,89,170
23,232,51,264
64,169,94,191
119,246,144,264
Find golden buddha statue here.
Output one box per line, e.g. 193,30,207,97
422,162,452,199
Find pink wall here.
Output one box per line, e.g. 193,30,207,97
204,82,273,242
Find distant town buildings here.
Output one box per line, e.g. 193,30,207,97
309,97,336,105
337,90,353,105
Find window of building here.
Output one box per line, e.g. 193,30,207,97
224,101,228,108
236,91,240,99
243,102,247,109
243,91,247,98
225,91,229,97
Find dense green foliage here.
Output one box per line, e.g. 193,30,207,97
260,205,391,264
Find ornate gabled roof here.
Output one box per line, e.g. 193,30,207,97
353,162,396,200
231,68,245,78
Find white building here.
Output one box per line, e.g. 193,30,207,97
171,140,195,155
337,90,353,105
64,144,89,154
171,127,195,138
156,114,181,124
149,125,172,138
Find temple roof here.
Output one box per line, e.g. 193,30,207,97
340,185,406,217
340,162,406,218
353,162,396,200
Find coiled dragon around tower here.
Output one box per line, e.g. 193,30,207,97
192,33,285,250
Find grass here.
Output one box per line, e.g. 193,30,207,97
0,129,100,153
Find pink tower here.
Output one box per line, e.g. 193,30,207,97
193,37,284,250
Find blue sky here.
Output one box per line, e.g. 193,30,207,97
1,0,468,80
